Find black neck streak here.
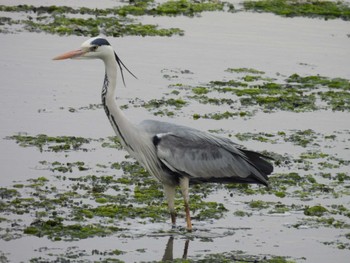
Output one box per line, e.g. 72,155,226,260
101,73,134,151
102,73,109,115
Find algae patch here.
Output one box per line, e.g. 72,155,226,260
2,134,230,241
0,0,230,36
243,0,350,20
6,134,90,152
1,127,350,260
24,219,122,241
158,70,350,119
5,134,122,152
304,205,328,217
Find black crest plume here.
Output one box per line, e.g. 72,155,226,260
114,52,137,86
91,37,137,86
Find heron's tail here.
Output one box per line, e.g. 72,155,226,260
240,149,274,186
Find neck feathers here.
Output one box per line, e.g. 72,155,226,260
101,73,109,115
101,71,134,152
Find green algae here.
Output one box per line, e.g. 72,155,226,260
282,129,318,147
192,111,239,120
0,0,225,18
234,129,335,150
334,173,350,182
287,74,350,90
270,172,301,187
243,0,350,20
234,210,252,217
192,86,210,95
304,205,328,217
242,75,264,82
292,216,350,229
6,134,123,153
225,68,265,74
24,218,122,241
101,136,123,150
330,204,350,218
87,203,169,222
3,77,350,260
6,134,91,152
268,203,290,214
235,132,276,143
0,188,20,199
23,16,183,37
143,98,187,110
194,251,296,263
300,151,329,159
193,110,254,120
50,161,89,173
0,147,230,240
0,3,182,37
270,172,325,197
322,240,350,250
319,90,350,111
163,72,350,119
229,80,317,112
210,79,248,88
1,129,350,261
190,196,228,220
248,200,271,209
140,97,188,117
154,0,226,16
0,0,229,37
189,95,235,106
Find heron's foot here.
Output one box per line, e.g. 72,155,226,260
171,224,177,229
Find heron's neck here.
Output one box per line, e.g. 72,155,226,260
101,57,135,151
101,54,163,180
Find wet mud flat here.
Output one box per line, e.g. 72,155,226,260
1,0,350,262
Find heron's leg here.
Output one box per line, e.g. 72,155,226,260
163,184,176,228
179,177,192,232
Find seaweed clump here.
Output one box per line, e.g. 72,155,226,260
0,0,229,36
243,0,350,20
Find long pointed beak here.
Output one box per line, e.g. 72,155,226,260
53,49,86,60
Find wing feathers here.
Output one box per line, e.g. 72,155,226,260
239,149,274,176
154,132,272,186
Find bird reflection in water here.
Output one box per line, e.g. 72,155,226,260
161,236,190,261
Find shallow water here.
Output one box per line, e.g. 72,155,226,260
1,0,350,262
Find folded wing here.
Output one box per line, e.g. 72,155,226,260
153,131,272,186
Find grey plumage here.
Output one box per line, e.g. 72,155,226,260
140,120,272,187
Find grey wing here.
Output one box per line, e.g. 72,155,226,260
151,129,271,186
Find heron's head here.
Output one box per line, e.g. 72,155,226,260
53,37,137,85
53,37,113,61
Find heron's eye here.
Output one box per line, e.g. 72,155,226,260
90,46,98,52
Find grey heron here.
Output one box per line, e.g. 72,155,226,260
53,37,273,231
